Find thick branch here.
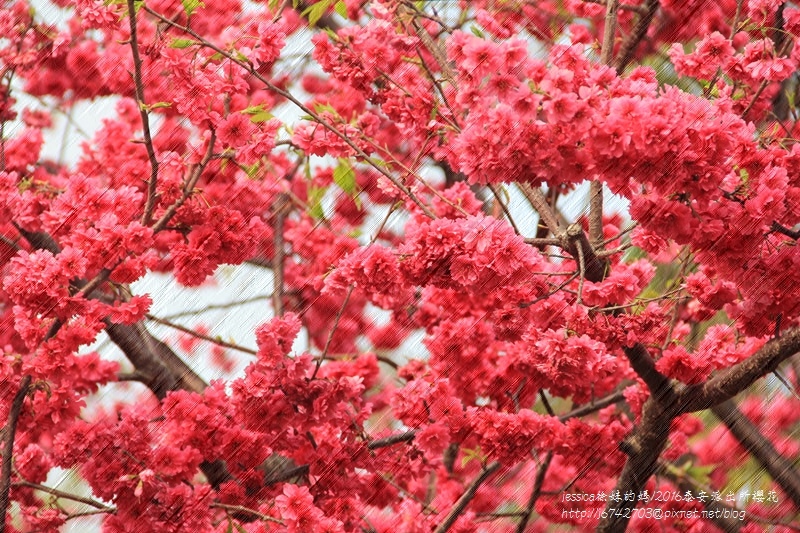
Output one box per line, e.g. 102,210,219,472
104,321,207,398
613,0,659,74
588,182,605,250
518,186,608,282
103,321,234,489
433,462,500,533
10,223,60,255
368,431,417,450
0,375,32,533
515,453,552,533
518,184,563,238
771,221,800,240
622,343,673,399
679,328,800,412
565,223,609,283
597,398,675,532
601,330,800,531
711,399,800,509
600,0,619,66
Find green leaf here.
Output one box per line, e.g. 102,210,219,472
470,25,485,38
170,38,197,49
622,246,647,263
311,101,339,116
233,522,248,533
460,447,483,468
366,156,388,168
242,162,260,178
241,104,266,115
333,158,357,195
302,0,334,26
181,0,204,16
138,101,172,112
334,0,347,17
308,185,327,220
324,27,339,41
225,520,234,533
252,111,275,123
738,167,750,183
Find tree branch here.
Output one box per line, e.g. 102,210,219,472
433,462,501,533
271,192,290,317
515,453,552,533
145,313,257,355
597,397,675,532
518,185,608,282
151,129,216,233
558,391,626,422
613,0,659,74
13,480,116,513
126,0,160,227
368,431,417,450
0,375,31,533
588,182,605,249
679,328,800,412
622,343,673,399
711,399,800,509
600,0,619,66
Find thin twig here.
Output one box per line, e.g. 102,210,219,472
127,0,160,227
160,294,272,320
742,38,794,120
558,391,626,422
272,192,290,317
487,184,520,234
142,5,436,219
151,130,217,233
519,272,580,308
311,285,355,379
145,314,257,355
13,480,115,512
211,502,284,524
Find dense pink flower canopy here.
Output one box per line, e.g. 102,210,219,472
2,0,800,532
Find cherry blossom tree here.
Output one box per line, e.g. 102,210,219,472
2,0,800,531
